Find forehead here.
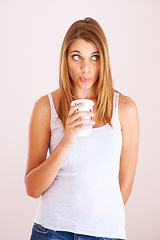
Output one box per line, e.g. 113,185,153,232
68,39,98,53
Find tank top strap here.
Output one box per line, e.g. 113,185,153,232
113,91,119,113
112,91,121,130
47,92,61,131
48,92,60,130
47,93,54,130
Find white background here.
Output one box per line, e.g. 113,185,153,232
0,0,160,239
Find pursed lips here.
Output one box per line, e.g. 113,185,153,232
81,77,90,82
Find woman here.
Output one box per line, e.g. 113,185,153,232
25,17,140,240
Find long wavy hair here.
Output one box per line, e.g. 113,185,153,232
57,17,114,130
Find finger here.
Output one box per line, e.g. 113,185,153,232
69,116,95,129
68,102,85,117
69,110,94,123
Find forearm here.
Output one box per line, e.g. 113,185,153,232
25,139,71,198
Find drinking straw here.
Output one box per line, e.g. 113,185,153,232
83,79,87,99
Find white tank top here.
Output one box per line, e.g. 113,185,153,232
34,91,126,239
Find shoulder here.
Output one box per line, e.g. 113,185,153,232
34,89,60,113
30,90,59,132
117,92,139,131
118,92,137,112
29,95,51,133
31,89,60,126
32,89,59,122
33,94,50,116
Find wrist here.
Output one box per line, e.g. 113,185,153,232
60,138,72,151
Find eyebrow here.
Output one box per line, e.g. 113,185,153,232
70,50,99,55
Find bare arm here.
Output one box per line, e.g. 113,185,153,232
118,94,140,205
24,96,71,198
25,94,94,199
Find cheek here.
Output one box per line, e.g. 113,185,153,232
94,64,100,76
68,62,78,76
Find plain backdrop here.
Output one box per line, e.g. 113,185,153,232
0,0,160,239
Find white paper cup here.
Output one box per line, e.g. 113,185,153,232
71,99,94,136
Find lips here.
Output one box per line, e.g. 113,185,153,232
81,77,90,82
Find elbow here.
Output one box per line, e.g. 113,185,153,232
119,180,134,205
24,176,41,199
26,188,40,199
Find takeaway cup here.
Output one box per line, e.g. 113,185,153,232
71,99,94,136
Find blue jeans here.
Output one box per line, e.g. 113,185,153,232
30,223,125,240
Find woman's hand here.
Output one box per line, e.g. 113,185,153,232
62,102,95,148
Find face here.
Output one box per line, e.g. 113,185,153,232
67,39,100,98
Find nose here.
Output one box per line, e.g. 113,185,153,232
81,60,90,74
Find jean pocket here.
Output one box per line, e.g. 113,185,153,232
33,223,51,234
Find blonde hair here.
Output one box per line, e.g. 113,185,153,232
58,17,114,130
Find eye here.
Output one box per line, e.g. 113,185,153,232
91,55,100,61
72,54,81,61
